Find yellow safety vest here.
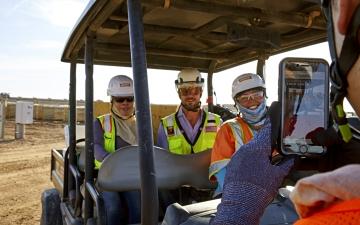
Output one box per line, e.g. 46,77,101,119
95,114,116,169
161,111,221,154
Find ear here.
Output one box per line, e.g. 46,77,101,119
337,0,356,34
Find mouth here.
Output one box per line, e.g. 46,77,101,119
248,105,259,110
185,99,196,104
120,106,132,111
185,97,195,101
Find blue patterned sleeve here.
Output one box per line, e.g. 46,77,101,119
210,121,294,225
93,119,109,161
156,123,169,150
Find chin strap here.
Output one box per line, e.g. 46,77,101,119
327,5,360,143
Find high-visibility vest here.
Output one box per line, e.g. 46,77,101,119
294,198,360,225
161,111,221,154
227,117,253,150
209,116,254,179
95,114,116,169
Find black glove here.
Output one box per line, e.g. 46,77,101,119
305,126,343,147
267,101,281,151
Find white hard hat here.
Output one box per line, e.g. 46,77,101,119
232,73,265,98
175,68,204,89
107,75,134,97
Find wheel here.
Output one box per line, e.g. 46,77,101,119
40,188,63,225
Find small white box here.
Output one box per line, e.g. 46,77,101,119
15,101,33,124
64,124,86,147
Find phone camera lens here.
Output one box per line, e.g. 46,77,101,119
299,145,308,153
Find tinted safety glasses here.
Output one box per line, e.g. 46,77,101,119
113,96,134,103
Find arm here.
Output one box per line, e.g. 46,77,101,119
156,122,169,150
93,119,109,162
210,120,294,225
290,164,360,218
209,124,236,183
213,167,226,196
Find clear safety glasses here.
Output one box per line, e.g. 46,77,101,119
236,90,264,105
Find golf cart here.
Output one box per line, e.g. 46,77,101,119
40,0,338,225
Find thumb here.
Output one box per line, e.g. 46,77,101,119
267,101,281,149
277,156,295,175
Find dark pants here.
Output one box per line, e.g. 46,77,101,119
102,190,141,225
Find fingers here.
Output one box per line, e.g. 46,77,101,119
253,121,272,154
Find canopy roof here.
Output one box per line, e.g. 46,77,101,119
61,0,327,72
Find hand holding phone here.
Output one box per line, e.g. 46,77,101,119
279,58,329,156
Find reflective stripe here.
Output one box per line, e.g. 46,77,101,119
227,117,253,151
95,114,116,169
209,159,230,179
103,114,112,133
207,113,216,125
209,117,253,179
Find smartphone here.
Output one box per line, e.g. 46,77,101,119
279,58,329,156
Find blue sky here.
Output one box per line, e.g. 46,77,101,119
1,0,351,110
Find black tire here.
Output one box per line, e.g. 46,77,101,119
40,188,63,225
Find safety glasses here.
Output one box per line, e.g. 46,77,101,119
113,96,134,103
178,87,202,96
236,90,264,104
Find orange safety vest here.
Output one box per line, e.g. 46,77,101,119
294,198,360,225
209,116,254,180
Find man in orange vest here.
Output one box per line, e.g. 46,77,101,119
210,0,360,224
209,73,268,196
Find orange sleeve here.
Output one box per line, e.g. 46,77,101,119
211,124,236,164
294,199,360,225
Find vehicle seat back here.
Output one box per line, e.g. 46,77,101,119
162,199,219,225
96,145,216,192
77,145,86,172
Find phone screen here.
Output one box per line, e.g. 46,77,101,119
280,58,329,156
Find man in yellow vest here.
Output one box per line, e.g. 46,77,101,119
94,75,140,224
157,68,222,154
209,73,268,196
156,68,222,209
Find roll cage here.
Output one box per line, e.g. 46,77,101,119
60,1,327,225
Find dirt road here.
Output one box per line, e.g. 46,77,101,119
0,120,65,225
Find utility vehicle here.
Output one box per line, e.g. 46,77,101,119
40,1,357,225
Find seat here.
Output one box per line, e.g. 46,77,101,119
162,195,298,225
161,199,219,225
77,145,86,173
96,146,216,192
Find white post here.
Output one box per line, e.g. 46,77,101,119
15,123,25,139
0,102,5,140
0,93,9,140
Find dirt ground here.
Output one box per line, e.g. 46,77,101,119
0,120,65,225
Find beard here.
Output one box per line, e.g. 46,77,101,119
181,100,201,112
